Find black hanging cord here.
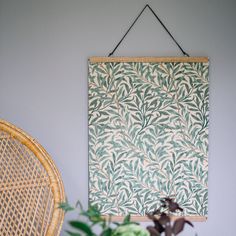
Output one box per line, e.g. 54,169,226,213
108,4,189,57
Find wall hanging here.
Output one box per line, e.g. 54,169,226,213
88,5,209,221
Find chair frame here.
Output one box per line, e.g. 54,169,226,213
0,119,65,236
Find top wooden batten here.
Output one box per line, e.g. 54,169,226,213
89,57,209,63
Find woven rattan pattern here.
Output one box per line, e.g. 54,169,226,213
0,120,65,236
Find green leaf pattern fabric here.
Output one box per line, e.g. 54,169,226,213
88,60,209,217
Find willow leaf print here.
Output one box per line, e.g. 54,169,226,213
88,58,209,218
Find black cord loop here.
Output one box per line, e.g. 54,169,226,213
108,4,189,57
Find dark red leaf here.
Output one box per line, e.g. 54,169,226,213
160,199,167,208
164,197,173,203
172,218,185,235
147,214,164,233
159,213,170,225
152,208,161,215
165,225,172,236
185,220,194,227
178,206,183,212
147,214,156,220
154,220,165,233
169,202,183,212
146,226,160,236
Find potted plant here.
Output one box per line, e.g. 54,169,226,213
59,198,194,236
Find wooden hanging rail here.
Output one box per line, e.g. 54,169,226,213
89,57,209,63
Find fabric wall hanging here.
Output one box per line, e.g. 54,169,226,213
88,4,209,221
88,57,209,221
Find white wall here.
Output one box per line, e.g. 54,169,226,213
0,0,236,235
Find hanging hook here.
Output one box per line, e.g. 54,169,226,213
108,4,189,57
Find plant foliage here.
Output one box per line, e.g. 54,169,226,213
59,198,194,236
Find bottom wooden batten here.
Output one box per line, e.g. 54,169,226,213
102,215,207,222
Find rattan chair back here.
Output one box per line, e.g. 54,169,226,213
0,120,65,236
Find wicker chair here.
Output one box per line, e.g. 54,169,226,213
0,120,65,236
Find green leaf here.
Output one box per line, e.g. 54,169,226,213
66,230,82,236
81,205,105,224
123,214,131,224
58,202,74,213
101,228,113,236
69,221,94,236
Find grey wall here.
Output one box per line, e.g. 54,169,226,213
1,0,236,235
